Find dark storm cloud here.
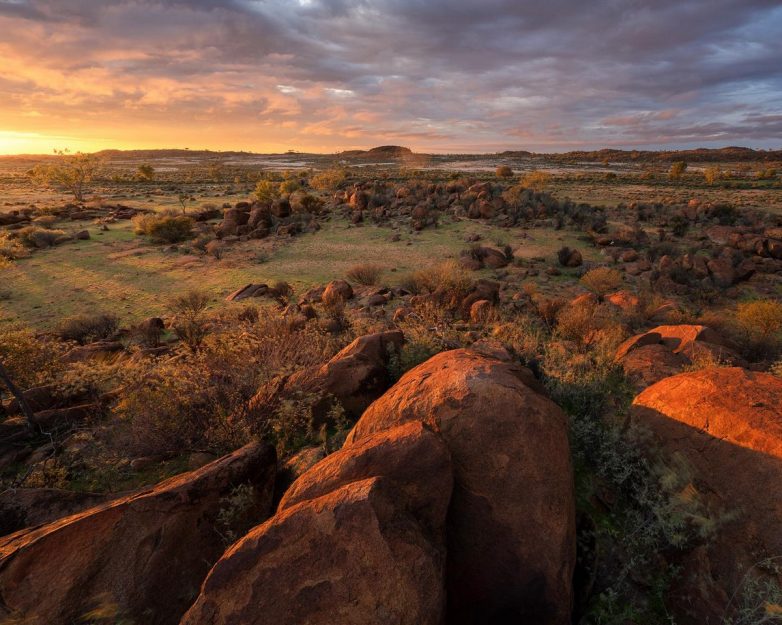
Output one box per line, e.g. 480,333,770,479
1,0,781,149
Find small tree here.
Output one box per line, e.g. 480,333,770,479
703,166,721,185
137,164,155,181
207,160,225,182
669,161,688,181
30,149,102,202
177,193,191,214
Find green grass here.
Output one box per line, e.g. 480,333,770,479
1,216,590,328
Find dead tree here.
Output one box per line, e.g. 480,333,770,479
0,359,35,431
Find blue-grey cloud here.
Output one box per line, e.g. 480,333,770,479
0,0,780,150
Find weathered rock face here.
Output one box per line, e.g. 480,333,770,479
615,324,745,389
0,442,277,625
280,421,452,526
345,349,576,625
182,423,453,625
632,367,782,624
247,330,404,422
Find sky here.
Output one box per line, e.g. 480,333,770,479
0,0,781,155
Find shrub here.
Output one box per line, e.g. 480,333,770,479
169,290,211,352
580,267,623,300
392,300,461,371
58,313,120,344
279,179,301,194
399,260,472,302
311,168,347,191
133,212,193,243
0,324,65,392
32,215,58,227
137,164,155,181
710,203,740,226
703,166,722,185
735,299,782,360
670,213,689,237
346,263,384,286
216,483,261,545
669,160,687,180
255,180,281,203
114,307,347,456
521,170,552,191
490,314,544,362
533,296,566,329
495,165,513,178
0,234,28,266
263,391,348,456
555,302,625,351
16,226,66,249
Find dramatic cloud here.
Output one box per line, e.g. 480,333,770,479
0,0,780,152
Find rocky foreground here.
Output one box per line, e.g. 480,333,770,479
0,338,780,624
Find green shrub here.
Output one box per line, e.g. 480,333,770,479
133,212,194,243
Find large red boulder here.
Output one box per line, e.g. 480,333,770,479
181,422,452,625
0,442,276,625
345,349,576,625
632,367,782,623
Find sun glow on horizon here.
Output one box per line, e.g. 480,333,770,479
0,131,115,156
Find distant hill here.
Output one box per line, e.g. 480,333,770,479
339,145,413,158
539,146,782,163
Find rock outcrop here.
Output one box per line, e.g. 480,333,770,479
346,349,576,625
0,442,277,625
181,422,452,625
616,324,745,388
631,367,782,623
